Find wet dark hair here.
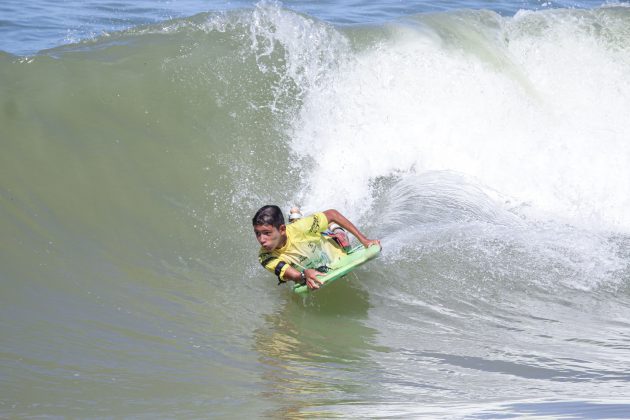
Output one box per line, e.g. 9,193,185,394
252,205,285,229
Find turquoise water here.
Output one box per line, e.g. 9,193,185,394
2,1,630,418
0,0,617,55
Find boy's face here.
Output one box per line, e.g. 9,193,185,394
254,224,286,251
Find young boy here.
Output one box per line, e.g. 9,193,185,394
253,205,380,290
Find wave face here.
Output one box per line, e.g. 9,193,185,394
2,3,630,418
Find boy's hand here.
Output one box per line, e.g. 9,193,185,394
304,268,325,290
362,239,381,249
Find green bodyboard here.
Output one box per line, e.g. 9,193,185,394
292,245,381,295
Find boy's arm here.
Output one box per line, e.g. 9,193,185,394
260,253,326,290
283,265,326,290
323,209,381,249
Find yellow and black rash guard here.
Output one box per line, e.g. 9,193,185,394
258,212,346,282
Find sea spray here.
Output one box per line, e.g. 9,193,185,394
290,7,630,233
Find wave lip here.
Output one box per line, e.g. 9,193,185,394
287,6,630,234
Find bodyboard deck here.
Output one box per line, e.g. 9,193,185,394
292,244,381,295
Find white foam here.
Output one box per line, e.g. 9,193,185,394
289,9,630,232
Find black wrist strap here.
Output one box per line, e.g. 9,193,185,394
275,261,287,286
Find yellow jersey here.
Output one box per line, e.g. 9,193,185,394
258,212,346,281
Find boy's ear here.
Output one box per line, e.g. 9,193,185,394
279,224,287,235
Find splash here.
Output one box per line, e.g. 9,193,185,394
289,7,630,233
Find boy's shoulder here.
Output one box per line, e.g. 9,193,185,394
258,248,276,260
290,211,328,235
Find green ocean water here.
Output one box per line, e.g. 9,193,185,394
3,4,630,418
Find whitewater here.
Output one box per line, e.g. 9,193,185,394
2,1,630,418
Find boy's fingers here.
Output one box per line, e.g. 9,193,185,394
306,273,324,290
